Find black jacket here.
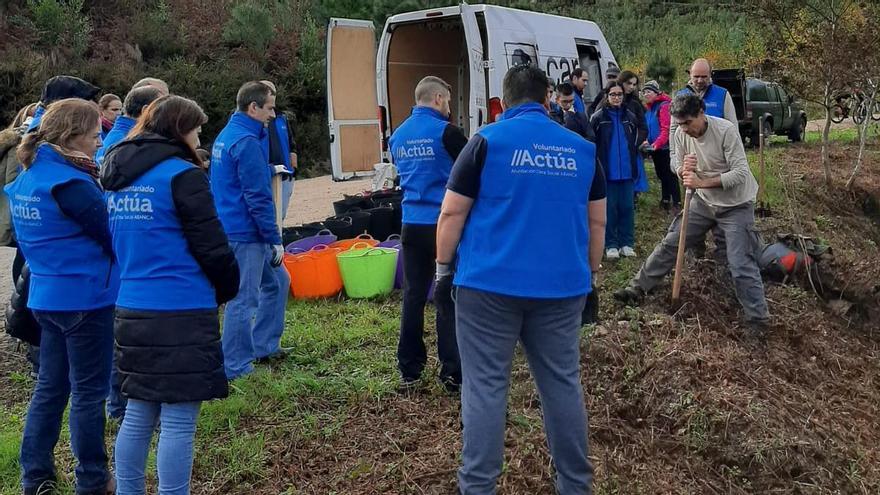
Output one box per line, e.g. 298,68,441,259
590,106,642,181
623,93,648,145
564,111,596,143
5,265,40,346
102,133,239,402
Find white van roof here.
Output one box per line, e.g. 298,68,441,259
386,4,603,32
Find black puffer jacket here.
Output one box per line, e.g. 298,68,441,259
102,133,239,402
5,264,40,346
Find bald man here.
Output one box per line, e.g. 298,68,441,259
389,76,466,392
671,59,737,145
132,77,170,95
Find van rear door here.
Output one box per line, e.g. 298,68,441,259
460,4,487,131
326,18,381,181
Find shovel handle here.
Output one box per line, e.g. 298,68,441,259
671,189,694,303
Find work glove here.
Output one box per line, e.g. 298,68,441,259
272,164,293,181
581,284,599,326
270,244,285,267
435,261,455,304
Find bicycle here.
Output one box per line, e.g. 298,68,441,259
831,91,871,124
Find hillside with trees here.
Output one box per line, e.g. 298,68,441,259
0,0,761,175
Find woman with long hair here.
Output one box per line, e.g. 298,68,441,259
7,98,117,495
101,95,239,495
591,81,641,260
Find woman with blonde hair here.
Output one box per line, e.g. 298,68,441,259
98,94,122,139
102,95,239,495
6,98,118,495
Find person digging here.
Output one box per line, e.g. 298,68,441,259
613,93,770,340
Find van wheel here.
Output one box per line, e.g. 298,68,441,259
789,116,807,142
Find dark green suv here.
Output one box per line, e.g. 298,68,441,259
713,69,808,146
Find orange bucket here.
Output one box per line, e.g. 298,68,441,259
329,234,378,251
283,245,343,299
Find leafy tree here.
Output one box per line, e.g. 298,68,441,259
645,55,676,91
754,0,872,185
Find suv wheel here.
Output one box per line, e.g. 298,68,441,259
789,116,807,142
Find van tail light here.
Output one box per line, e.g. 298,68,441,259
488,97,503,123
378,106,389,151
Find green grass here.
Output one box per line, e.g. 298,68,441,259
0,134,858,493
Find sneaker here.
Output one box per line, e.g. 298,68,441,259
612,286,645,306
24,479,57,495
605,248,620,260
621,246,636,257
397,376,420,393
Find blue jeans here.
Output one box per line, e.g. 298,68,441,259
115,399,201,495
606,180,635,249
222,242,290,379
108,354,126,419
20,306,114,494
455,287,592,494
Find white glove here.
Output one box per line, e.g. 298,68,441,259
273,164,293,177
271,244,284,267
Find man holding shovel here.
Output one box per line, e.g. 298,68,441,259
613,94,770,339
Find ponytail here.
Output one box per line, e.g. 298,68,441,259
16,131,43,169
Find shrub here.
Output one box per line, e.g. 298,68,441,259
15,0,91,57
223,1,276,53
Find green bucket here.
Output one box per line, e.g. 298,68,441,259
336,247,399,299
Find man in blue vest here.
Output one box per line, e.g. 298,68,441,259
389,76,467,392
437,65,607,494
260,80,297,219
211,81,288,380
569,67,589,115
96,85,165,166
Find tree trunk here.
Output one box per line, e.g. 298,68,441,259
822,106,833,187
847,84,878,189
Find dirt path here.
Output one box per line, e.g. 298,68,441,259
806,118,857,133
283,175,373,227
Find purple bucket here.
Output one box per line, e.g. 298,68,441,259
377,235,403,289
285,229,337,254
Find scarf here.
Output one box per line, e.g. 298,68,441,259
47,143,100,179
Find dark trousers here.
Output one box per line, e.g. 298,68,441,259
651,149,681,206
397,224,460,384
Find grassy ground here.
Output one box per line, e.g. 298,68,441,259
0,130,874,494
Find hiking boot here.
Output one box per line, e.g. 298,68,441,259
621,246,636,257
660,199,671,211
605,248,620,260
742,320,769,349
440,377,461,395
255,347,293,364
613,286,645,306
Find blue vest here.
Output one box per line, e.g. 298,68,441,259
26,106,45,133
646,101,669,149
96,115,136,165
607,108,633,181
573,91,586,114
5,145,118,311
678,84,728,119
454,103,595,298
264,115,292,168
108,157,216,310
389,106,454,225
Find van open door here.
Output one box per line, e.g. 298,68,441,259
327,18,381,181
460,4,487,132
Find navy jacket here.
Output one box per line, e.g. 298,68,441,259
591,106,640,181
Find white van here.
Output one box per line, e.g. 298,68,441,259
326,3,618,180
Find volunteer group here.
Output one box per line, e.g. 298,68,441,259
0,53,768,495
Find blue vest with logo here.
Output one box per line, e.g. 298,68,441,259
96,115,136,165
389,106,454,225
454,103,596,298
108,157,216,310
573,91,586,114
678,84,728,119
5,145,118,311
